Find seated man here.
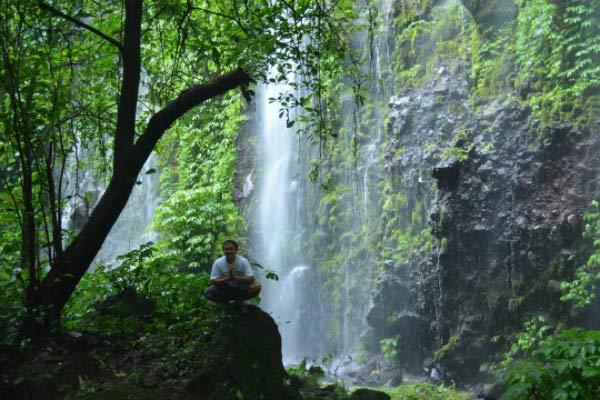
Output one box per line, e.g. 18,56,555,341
204,240,261,303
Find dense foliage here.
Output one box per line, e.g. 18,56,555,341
0,0,121,328
2,0,600,398
154,94,245,270
0,0,362,333
502,328,600,400
391,0,600,124
500,201,600,399
62,242,213,335
561,200,600,308
514,0,600,121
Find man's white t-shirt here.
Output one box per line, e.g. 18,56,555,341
210,255,254,281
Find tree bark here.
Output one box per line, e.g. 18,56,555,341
34,0,252,331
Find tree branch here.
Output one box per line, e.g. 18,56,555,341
38,1,124,55
113,0,142,170
133,68,253,164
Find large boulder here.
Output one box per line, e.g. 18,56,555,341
349,388,391,400
182,305,300,400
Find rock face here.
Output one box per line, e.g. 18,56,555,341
183,305,300,400
364,62,474,376
230,0,600,387
367,56,600,381
366,266,425,372
430,102,600,380
461,0,517,28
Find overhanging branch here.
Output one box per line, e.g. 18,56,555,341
133,68,253,163
38,1,124,55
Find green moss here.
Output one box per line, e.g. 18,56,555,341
440,237,449,254
422,234,434,254
392,1,476,91
508,296,525,312
440,146,469,162
394,0,435,29
380,336,399,360
434,333,460,361
484,290,501,310
471,23,516,99
387,312,399,326
352,384,468,400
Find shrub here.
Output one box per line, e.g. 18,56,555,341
502,328,600,400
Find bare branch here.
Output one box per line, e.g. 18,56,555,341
38,1,124,55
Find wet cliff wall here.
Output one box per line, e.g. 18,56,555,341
234,0,600,383
365,0,600,382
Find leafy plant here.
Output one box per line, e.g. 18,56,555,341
380,336,399,360
502,329,600,400
514,0,600,122
561,200,600,308
497,316,553,371
379,383,468,400
501,201,600,398
62,241,212,335
154,94,244,270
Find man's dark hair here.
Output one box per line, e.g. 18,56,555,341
222,239,238,250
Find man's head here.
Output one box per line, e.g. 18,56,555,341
223,240,238,262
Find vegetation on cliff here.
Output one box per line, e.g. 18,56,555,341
1,0,599,398
498,203,600,399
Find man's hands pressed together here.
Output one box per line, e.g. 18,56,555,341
229,266,255,284
204,240,261,303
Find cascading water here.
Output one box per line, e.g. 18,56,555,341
254,79,305,362
256,82,293,267
62,73,160,266
62,151,160,266
95,155,160,264
253,0,395,365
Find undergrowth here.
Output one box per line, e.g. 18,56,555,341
374,383,468,400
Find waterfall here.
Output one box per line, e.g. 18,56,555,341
95,155,160,264
62,73,160,267
62,152,160,267
257,80,292,266
254,79,305,362
250,0,395,366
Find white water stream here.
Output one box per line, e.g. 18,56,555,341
62,73,160,267
61,151,160,267
254,0,394,365
255,79,310,362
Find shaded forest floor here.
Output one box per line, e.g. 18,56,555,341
1,324,210,399
0,303,470,400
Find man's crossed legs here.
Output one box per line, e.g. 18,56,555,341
203,282,261,303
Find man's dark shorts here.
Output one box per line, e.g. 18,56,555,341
203,282,253,302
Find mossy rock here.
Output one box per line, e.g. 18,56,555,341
182,305,300,400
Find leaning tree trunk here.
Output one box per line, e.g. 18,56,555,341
36,0,252,329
